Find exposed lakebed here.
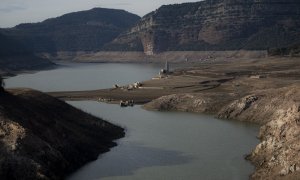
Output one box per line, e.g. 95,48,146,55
5,63,259,180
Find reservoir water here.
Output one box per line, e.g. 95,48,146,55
5,63,162,92
5,63,259,180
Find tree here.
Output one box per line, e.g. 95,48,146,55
0,76,4,92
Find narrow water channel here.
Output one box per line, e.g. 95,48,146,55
5,62,259,180
67,101,258,180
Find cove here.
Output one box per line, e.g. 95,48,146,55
5,62,259,180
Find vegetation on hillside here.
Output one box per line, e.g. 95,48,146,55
268,44,300,56
0,33,30,56
0,32,54,71
0,8,140,53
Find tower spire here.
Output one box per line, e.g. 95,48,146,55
165,60,169,73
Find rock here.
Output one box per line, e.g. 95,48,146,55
296,165,300,172
289,164,296,173
270,156,276,162
280,168,289,176
218,95,259,119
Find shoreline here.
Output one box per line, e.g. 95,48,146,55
48,57,300,179
40,50,268,62
0,63,58,78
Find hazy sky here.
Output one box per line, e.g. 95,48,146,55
0,0,200,28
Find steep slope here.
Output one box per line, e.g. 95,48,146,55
0,33,54,73
0,88,124,180
1,8,140,53
106,0,300,55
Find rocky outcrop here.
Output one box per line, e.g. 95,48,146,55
0,89,124,180
145,85,300,179
144,93,230,114
243,87,300,179
108,0,300,54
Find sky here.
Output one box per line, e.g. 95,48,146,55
0,0,200,28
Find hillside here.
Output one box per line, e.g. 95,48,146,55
106,0,300,55
0,88,124,179
0,8,140,53
268,44,300,56
0,33,54,74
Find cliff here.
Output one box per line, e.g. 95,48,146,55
0,88,124,180
0,8,140,53
106,0,300,55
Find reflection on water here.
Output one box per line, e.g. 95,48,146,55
67,101,259,180
5,63,162,92
71,141,192,180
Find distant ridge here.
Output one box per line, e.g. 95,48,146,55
1,2,300,59
1,8,140,53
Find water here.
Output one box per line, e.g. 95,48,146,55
5,62,259,180
67,102,258,180
5,63,162,92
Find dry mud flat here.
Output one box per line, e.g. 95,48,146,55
50,57,300,179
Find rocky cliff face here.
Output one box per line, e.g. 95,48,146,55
0,89,124,180
107,0,300,54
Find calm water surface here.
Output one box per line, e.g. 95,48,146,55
5,63,162,91
5,63,259,180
